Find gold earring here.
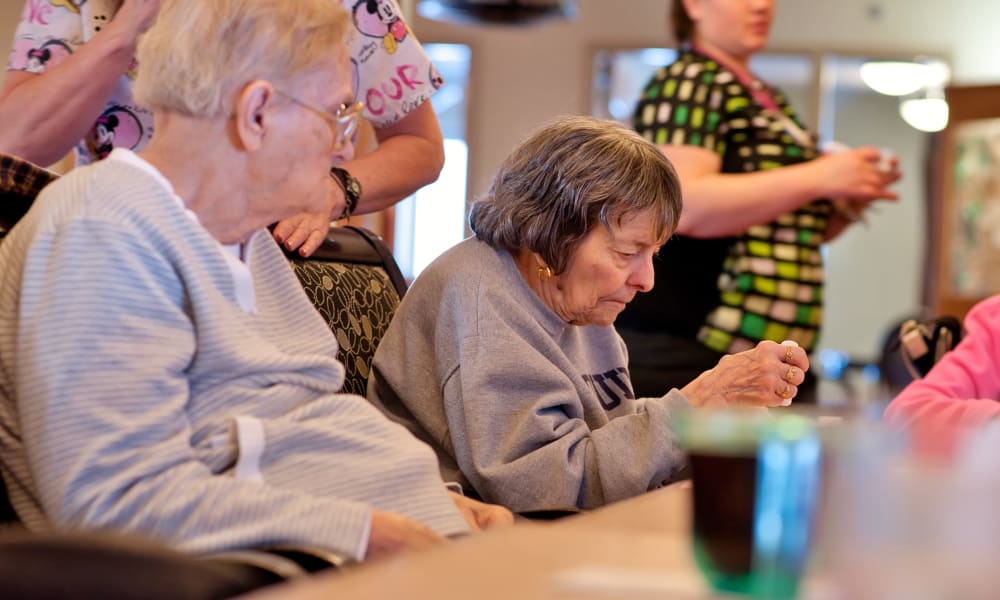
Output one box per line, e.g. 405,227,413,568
538,266,553,281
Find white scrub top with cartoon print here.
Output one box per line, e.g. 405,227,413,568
6,0,442,164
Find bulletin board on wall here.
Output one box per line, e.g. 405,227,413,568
927,84,1000,320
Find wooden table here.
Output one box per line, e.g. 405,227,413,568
242,483,712,600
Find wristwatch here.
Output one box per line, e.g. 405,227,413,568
329,166,361,220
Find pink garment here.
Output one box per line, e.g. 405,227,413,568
884,294,1000,445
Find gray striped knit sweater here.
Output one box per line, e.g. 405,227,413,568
0,152,468,559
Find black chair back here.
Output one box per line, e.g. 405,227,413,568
879,315,964,396
0,531,280,599
285,225,407,396
0,472,15,526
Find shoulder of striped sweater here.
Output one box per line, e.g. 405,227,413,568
37,159,127,200
39,160,179,225
0,163,192,271
86,157,174,201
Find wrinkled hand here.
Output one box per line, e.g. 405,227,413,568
364,510,447,560
449,491,514,531
680,340,810,408
110,0,163,38
272,210,333,257
816,146,901,205
272,176,346,257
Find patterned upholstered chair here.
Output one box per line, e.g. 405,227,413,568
285,225,407,397
0,153,57,239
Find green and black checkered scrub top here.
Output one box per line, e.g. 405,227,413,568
624,48,833,354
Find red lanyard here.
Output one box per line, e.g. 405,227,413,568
691,44,813,148
691,44,781,112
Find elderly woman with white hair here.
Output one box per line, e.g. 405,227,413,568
368,116,811,514
0,0,509,563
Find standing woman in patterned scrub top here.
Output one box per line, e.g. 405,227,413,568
616,0,901,403
0,0,445,258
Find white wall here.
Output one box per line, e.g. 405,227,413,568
821,88,927,360
411,0,1000,199
771,0,1000,83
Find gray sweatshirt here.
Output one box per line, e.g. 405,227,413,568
368,237,690,512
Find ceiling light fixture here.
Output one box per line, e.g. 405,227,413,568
416,0,577,26
860,58,951,132
899,92,949,133
859,58,950,96
859,61,928,96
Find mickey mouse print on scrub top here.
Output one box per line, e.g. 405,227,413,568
347,0,443,127
351,0,408,54
7,0,153,164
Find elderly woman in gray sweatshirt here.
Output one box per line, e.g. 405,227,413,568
368,116,810,513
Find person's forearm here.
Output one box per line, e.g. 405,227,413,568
449,370,687,511
0,28,137,165
45,450,375,560
676,161,825,238
347,102,444,216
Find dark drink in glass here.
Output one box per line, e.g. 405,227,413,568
677,410,822,599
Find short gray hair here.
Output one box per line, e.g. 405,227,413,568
469,116,682,273
134,0,350,117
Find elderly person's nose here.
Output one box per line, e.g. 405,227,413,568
630,255,656,292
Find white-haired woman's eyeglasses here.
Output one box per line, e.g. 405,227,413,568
275,89,364,151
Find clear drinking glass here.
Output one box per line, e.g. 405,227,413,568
673,409,823,599
816,420,1000,600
